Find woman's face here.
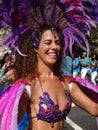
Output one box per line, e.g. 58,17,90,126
35,30,61,67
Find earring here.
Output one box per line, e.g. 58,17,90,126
33,41,39,48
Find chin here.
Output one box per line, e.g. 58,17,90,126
47,60,57,66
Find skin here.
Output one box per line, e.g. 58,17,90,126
0,61,15,84
18,30,98,130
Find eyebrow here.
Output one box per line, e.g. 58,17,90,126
43,39,60,42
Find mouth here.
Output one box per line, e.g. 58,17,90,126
47,53,58,59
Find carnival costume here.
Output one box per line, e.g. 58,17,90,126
0,0,98,129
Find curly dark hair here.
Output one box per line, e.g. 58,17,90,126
14,22,65,81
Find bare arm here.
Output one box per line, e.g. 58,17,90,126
69,83,98,116
0,69,15,85
5,69,15,80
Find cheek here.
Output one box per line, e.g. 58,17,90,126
58,46,61,52
37,46,46,56
43,44,49,49
39,45,49,54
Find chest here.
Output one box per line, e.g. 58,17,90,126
27,78,71,127
30,79,69,109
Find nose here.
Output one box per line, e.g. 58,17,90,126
51,42,57,49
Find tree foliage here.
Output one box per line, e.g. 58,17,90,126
89,25,98,54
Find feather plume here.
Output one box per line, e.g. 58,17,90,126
0,0,98,55
0,79,26,130
75,76,98,93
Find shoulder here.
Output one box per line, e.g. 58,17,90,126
86,57,90,60
63,75,76,92
24,77,38,98
64,75,75,83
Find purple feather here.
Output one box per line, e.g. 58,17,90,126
75,76,98,103
75,76,98,93
0,0,98,56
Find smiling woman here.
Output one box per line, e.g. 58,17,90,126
14,23,64,80
12,23,72,130
35,30,61,66
0,0,98,130
0,22,98,130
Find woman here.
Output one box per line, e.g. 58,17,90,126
0,0,98,130
14,23,98,130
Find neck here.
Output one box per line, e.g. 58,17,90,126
37,63,54,78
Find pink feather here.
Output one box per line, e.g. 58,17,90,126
0,79,27,130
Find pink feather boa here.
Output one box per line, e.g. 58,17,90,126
0,79,27,130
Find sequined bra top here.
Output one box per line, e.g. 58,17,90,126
31,79,72,127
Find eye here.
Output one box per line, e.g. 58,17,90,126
55,40,60,45
44,40,51,45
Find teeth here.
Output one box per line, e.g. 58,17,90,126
48,54,56,56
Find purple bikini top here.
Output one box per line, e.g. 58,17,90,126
36,79,72,127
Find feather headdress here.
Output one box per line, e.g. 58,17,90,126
0,0,98,55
